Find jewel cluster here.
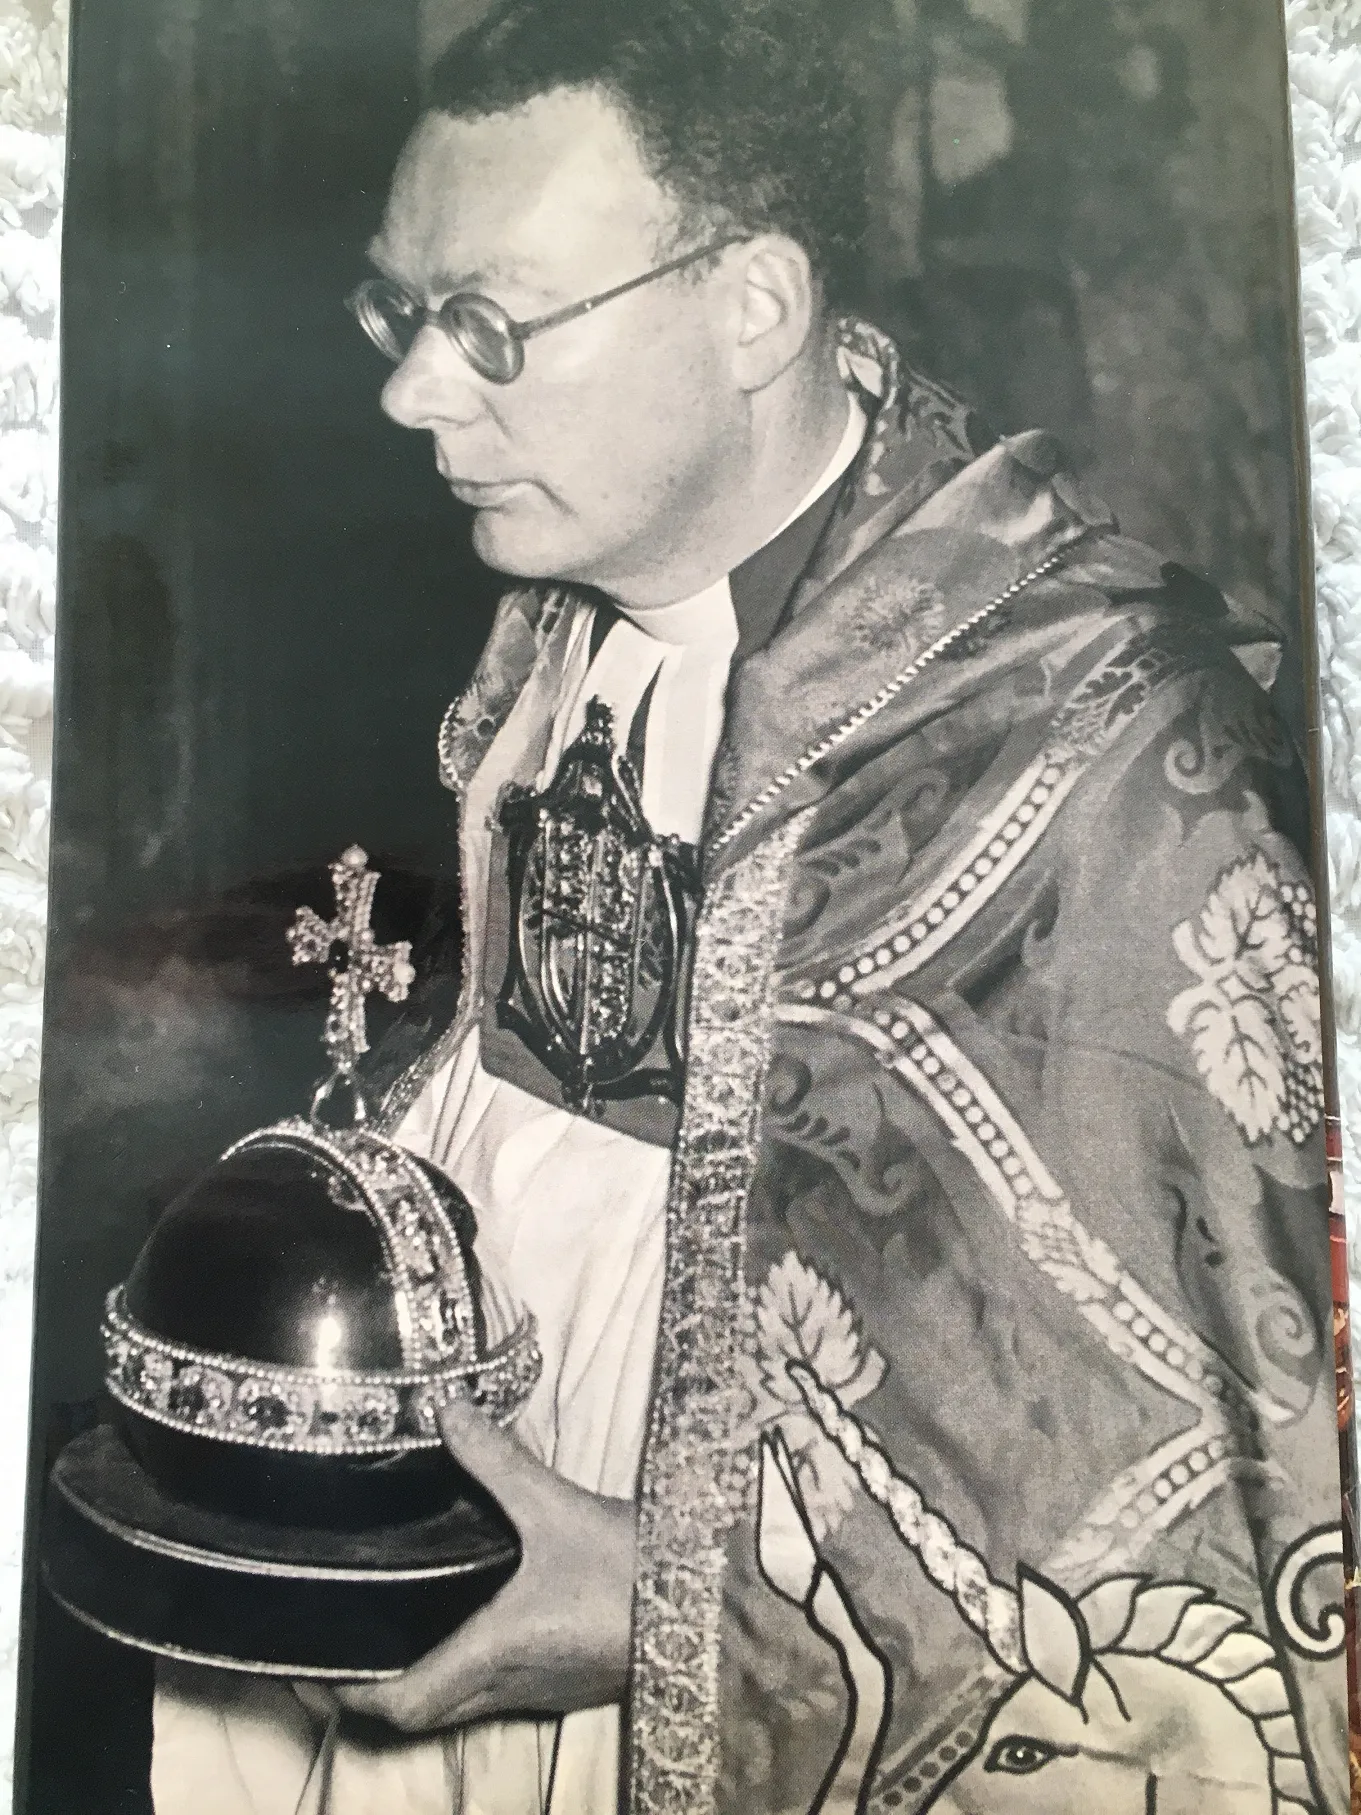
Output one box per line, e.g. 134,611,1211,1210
107,1286,429,1453
276,1119,481,1372
104,1116,542,1454
103,1286,541,1453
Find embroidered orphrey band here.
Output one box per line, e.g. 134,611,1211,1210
628,811,812,1815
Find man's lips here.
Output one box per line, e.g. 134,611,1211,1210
444,476,529,507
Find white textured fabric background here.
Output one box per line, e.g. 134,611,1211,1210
0,0,61,1798
1,0,1361,1800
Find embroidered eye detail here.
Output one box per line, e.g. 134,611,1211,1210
983,1735,1074,1775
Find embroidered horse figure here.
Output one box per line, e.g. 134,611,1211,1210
784,1361,1334,1815
756,1430,892,1815
922,1567,1311,1814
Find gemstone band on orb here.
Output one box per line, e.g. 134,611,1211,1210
102,1287,542,1455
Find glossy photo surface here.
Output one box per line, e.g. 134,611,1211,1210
16,2,1356,1812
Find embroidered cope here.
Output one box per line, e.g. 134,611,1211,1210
155,329,1346,1815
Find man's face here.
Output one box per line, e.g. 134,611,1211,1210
369,88,747,600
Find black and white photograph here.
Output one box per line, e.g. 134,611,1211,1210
8,0,1360,1810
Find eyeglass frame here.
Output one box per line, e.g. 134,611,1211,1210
346,233,745,383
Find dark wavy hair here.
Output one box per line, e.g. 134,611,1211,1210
425,0,867,309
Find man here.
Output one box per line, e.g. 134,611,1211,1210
152,0,1349,1809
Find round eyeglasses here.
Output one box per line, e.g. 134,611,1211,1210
346,235,743,384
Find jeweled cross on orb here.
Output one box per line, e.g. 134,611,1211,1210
287,846,416,1084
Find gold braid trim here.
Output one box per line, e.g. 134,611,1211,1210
628,812,812,1815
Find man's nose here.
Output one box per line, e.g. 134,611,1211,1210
380,327,487,430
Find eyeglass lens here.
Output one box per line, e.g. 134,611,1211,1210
353,281,523,382
353,283,421,361
444,297,523,383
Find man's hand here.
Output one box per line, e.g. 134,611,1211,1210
326,1398,638,1735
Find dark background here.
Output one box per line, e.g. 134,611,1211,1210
18,0,1311,1808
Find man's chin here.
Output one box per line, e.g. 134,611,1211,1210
469,507,579,583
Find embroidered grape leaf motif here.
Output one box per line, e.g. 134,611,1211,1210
740,1253,887,1539
1167,850,1323,1146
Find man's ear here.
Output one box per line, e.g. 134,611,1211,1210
729,236,819,391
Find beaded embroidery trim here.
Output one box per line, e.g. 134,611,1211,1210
103,1287,541,1452
628,811,812,1815
709,550,1069,857
788,624,1192,1004
778,998,1291,1578
791,747,1082,1010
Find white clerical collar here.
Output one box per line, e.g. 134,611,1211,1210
618,393,868,647
771,392,868,539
